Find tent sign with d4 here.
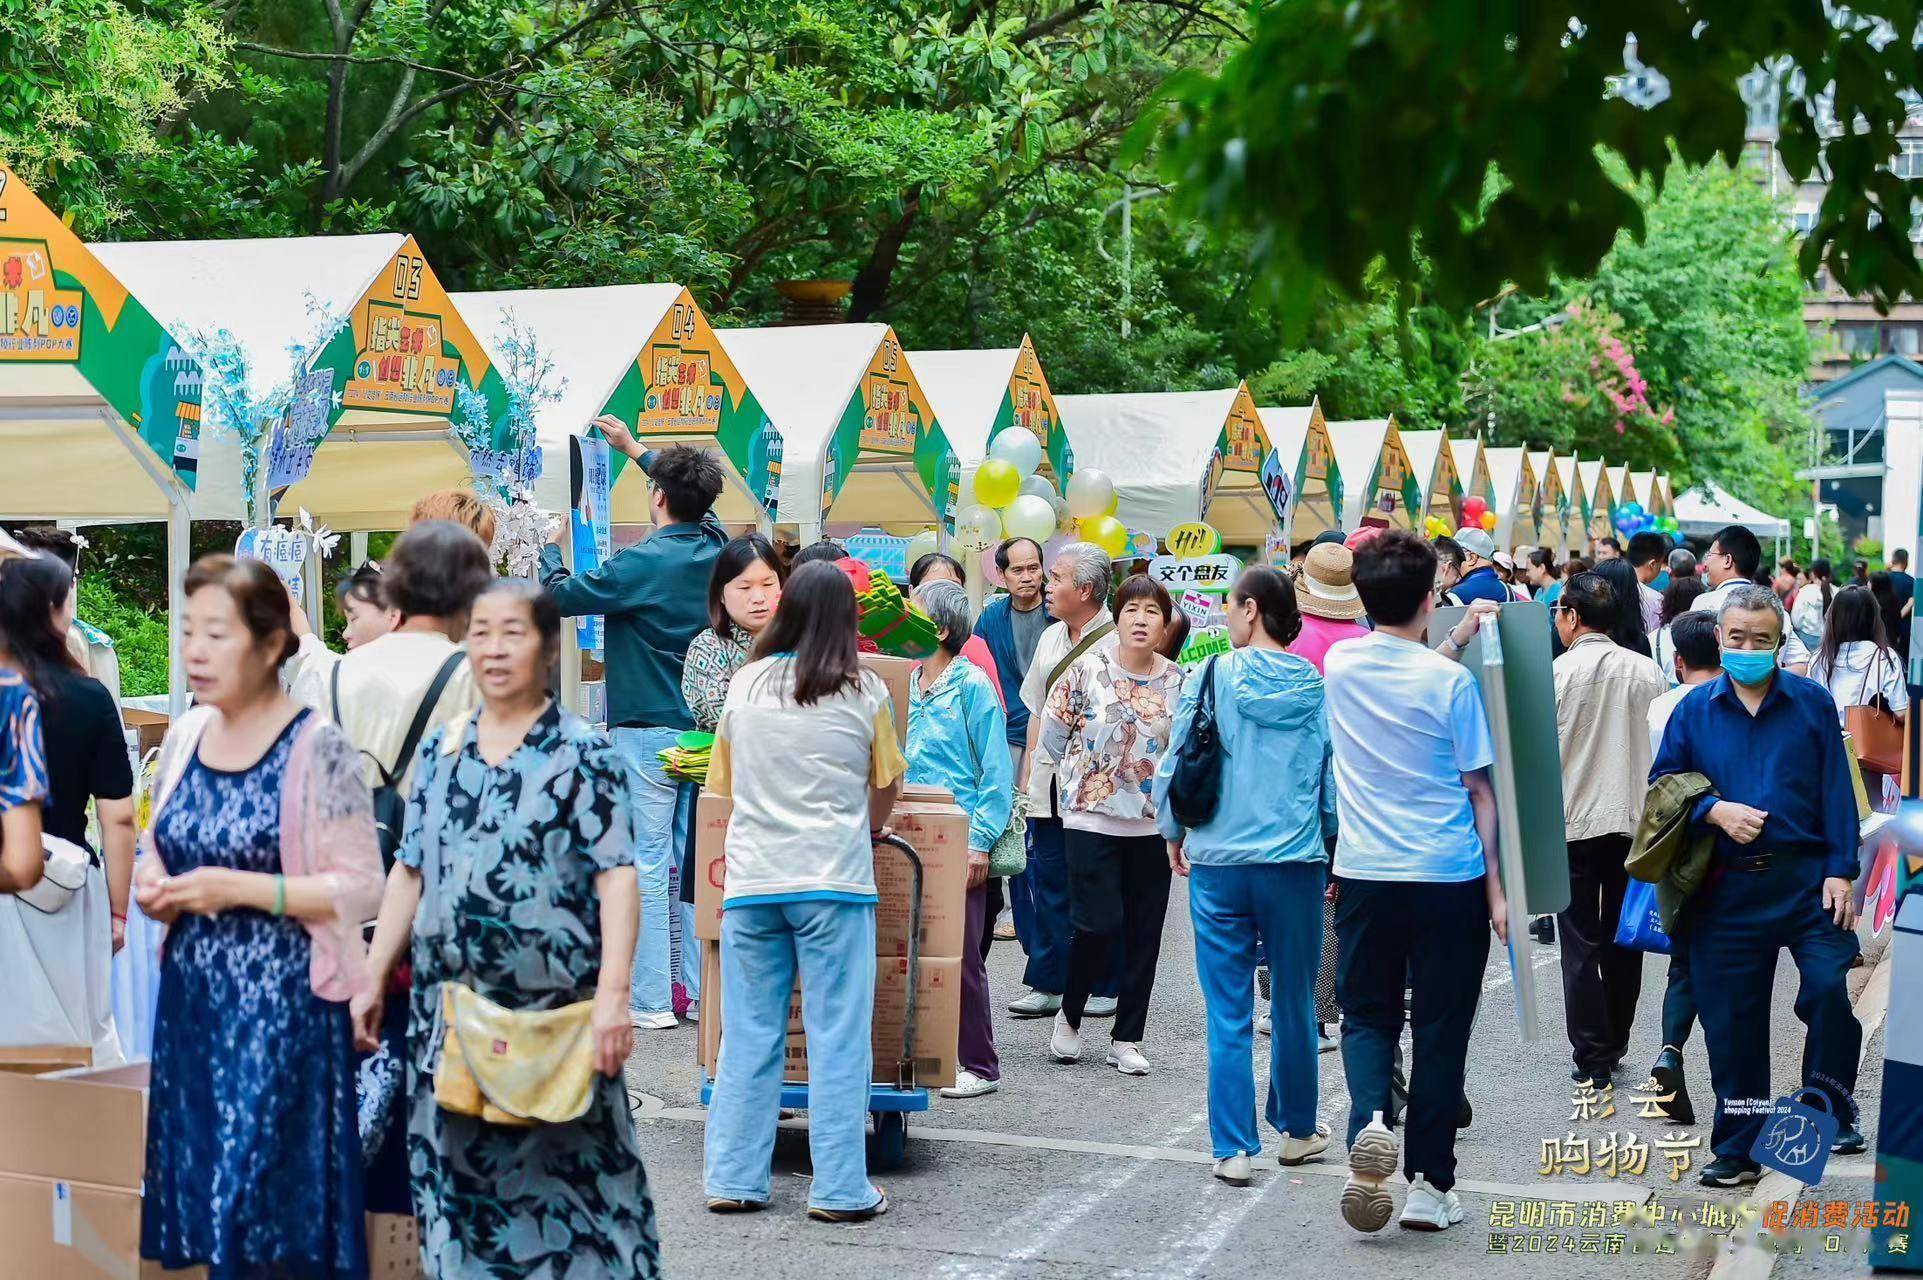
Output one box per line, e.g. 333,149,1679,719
1148,553,1239,594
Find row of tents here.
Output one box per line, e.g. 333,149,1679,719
2,164,1693,709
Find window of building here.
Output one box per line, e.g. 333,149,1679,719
1789,209,1819,237
1744,139,1776,179
1894,138,1923,180
1887,324,1923,356
1841,323,1882,356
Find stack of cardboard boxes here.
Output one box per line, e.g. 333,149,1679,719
693,655,972,1091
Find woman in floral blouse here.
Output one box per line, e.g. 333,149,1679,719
682,534,785,732
1040,574,1186,1077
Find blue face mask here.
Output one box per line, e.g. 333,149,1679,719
1721,647,1777,686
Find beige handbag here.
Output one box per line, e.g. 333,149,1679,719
433,982,597,1127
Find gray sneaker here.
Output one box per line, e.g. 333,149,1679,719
1341,1111,1399,1233
1083,996,1119,1018
1008,989,1061,1018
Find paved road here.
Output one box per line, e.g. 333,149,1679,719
623,877,1892,1279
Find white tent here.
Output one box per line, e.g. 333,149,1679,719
909,336,1073,495
1451,436,1493,510
716,324,955,540
1530,449,1568,551
1401,428,1465,529
1553,455,1584,552
1673,480,1791,541
1257,402,1340,539
96,233,504,532
1056,384,1284,544
1327,418,1421,530
1577,458,1617,543
450,285,777,528
1482,446,1540,548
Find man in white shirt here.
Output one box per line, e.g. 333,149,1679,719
1325,530,1504,1235
1648,610,1720,756
1551,573,1668,1088
1007,542,1121,1019
1694,524,1809,673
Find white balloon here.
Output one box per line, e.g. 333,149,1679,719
988,428,1044,479
903,529,940,574
1065,468,1116,520
1018,473,1057,502
1000,494,1057,543
954,502,1002,552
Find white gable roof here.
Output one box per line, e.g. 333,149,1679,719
1056,389,1240,534
907,348,1019,464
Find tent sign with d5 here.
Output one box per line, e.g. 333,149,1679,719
1148,553,1238,594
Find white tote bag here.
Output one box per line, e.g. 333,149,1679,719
0,835,124,1067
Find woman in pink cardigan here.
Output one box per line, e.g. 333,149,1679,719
135,555,384,1279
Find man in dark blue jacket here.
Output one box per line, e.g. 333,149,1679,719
542,416,728,1030
1445,528,1514,606
974,536,1051,950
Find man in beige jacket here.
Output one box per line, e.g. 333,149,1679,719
1552,572,1668,1087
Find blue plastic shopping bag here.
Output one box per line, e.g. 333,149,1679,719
1613,879,1671,954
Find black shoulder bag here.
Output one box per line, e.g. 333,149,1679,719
1165,654,1225,830
333,651,466,869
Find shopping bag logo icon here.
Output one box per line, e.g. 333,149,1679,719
1750,1089,1838,1184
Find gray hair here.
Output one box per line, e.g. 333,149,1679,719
1057,541,1114,604
1668,548,1697,577
913,579,973,657
1717,583,1783,629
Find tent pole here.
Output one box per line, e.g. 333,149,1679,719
98,410,193,717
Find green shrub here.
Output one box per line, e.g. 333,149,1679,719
76,575,169,698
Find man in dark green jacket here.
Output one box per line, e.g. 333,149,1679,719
542,415,728,1029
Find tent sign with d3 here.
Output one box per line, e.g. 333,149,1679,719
1148,553,1238,594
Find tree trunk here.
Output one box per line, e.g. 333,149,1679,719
848,194,922,322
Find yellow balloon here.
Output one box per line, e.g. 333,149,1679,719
973,459,1021,508
1104,493,1119,517
1081,515,1129,559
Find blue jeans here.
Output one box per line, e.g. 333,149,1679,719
1021,816,1118,997
611,727,696,1014
1190,862,1324,1158
705,900,881,1211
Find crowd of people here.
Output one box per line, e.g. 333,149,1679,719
0,427,1894,1273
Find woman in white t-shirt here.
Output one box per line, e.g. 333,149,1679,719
703,561,904,1223
1808,585,1909,728
1790,558,1836,657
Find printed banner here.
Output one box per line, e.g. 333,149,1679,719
1258,448,1292,523
268,368,336,491
234,526,312,599
1148,553,1239,595
0,240,83,360
571,436,612,653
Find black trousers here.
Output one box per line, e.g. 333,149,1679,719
1334,876,1489,1193
1557,833,1644,1078
1062,829,1171,1043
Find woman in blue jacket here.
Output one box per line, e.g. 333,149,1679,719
1153,566,1336,1187
907,580,1014,1100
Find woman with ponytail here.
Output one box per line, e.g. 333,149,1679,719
1153,566,1338,1187
1791,557,1836,656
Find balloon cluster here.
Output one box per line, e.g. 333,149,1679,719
1612,502,1678,538
1422,515,1451,538
1459,495,1497,532
960,429,1128,564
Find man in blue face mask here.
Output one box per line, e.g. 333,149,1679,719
1649,584,1866,1187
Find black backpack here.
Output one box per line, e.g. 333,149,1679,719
1165,654,1225,830
333,652,465,869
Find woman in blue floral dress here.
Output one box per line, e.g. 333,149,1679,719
356,580,657,1278
137,556,386,1279
0,664,48,891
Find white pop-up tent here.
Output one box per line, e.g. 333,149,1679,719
1530,449,1566,551
94,233,510,532
716,324,957,542
1483,446,1542,549
909,335,1074,501
1400,428,1465,531
1630,470,1663,519
1257,400,1341,541
1327,417,1421,531
1612,462,1641,513
1057,383,1288,545
1674,480,1791,542
1553,455,1585,553
1451,436,1495,514
0,165,215,712
449,284,778,529
1578,458,1618,544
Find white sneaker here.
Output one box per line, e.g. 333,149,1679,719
631,1008,678,1031
1256,1010,1273,1036
1318,1022,1338,1053
1213,1154,1252,1186
939,1069,1000,1099
1008,989,1061,1018
1277,1122,1331,1166
1340,1111,1399,1233
1399,1176,1464,1231
1083,996,1119,1018
1050,1011,1082,1063
1107,1041,1151,1076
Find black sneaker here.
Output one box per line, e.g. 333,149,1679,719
1700,1156,1762,1187
1645,1048,1694,1126
1457,1092,1473,1130
1833,1126,1867,1155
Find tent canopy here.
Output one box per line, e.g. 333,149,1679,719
910,336,1072,489
450,284,775,528
1611,462,1639,510
1482,446,1540,548
1058,383,1285,543
716,323,954,536
1530,449,1567,549
1327,417,1420,530
1450,437,1493,510
1258,401,1341,540
1674,480,1791,540
97,233,509,530
0,165,209,522
1577,458,1617,539
1399,428,1464,529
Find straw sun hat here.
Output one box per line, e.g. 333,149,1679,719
1296,543,1366,621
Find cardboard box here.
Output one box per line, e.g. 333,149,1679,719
0,1172,201,1279
367,1212,424,1278
0,1044,93,1075
697,941,720,1071
0,1062,150,1189
704,954,961,1089
121,710,169,762
859,655,912,749
694,792,970,958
